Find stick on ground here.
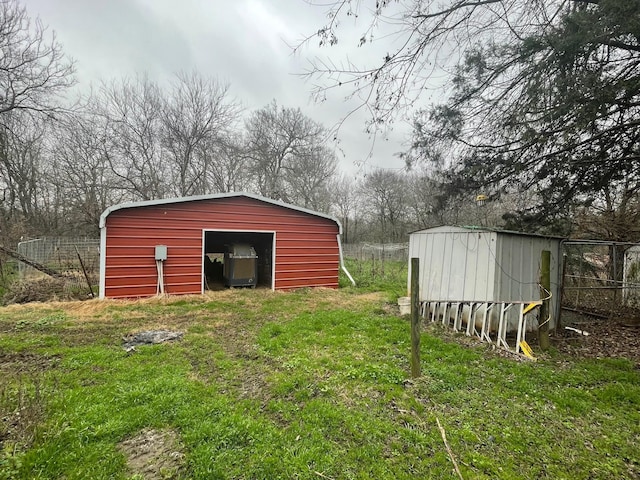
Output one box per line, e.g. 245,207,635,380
436,416,464,480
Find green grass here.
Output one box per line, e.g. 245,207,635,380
0,289,639,479
340,258,408,299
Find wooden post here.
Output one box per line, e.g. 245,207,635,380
539,250,551,351
75,245,95,298
410,257,421,378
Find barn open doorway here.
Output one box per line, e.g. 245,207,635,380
202,230,275,290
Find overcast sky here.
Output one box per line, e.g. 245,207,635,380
21,0,410,176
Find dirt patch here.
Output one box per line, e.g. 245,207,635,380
118,428,185,480
423,310,640,366
0,351,59,374
553,311,640,365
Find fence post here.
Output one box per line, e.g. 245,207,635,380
557,253,567,333
539,250,551,351
411,257,421,378
75,245,95,298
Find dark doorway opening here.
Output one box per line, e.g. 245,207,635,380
203,230,274,290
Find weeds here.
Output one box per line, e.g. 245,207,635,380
0,374,50,480
1,278,92,305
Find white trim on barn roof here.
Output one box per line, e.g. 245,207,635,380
99,192,342,234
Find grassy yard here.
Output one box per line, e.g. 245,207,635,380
0,286,639,479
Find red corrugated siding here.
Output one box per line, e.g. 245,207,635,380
103,196,340,298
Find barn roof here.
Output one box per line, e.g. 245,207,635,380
99,192,342,233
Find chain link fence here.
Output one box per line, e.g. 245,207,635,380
561,240,640,318
341,243,409,262
15,237,100,294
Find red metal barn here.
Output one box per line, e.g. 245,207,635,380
99,193,351,299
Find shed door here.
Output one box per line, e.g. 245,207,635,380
202,230,274,290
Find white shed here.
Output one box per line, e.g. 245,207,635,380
408,226,563,336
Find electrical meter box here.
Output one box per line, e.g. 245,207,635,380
155,245,167,261
224,244,257,287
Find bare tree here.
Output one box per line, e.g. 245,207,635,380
203,132,249,193
0,0,74,242
0,111,63,240
0,0,74,121
300,1,566,130
98,76,168,201
161,71,241,197
49,110,122,235
244,101,332,203
0,114,42,224
406,169,440,229
360,168,410,242
285,144,337,211
328,173,361,243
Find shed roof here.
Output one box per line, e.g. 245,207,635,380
410,225,565,241
99,192,342,233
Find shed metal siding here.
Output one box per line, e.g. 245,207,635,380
102,196,340,298
409,228,496,302
494,232,561,319
408,226,562,329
